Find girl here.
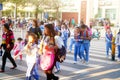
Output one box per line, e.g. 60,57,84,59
0,23,17,72
68,25,75,53
61,23,69,49
14,33,40,80
39,24,59,80
105,28,113,58
80,24,91,63
73,27,82,64
13,37,23,61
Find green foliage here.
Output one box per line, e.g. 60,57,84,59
2,0,62,19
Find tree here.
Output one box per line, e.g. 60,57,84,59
3,0,27,19
43,0,62,19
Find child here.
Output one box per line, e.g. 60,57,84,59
54,31,64,73
13,37,23,61
73,27,82,64
115,29,120,62
61,23,69,49
80,25,91,63
14,33,40,80
105,28,113,58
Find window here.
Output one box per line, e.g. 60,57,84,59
105,9,116,20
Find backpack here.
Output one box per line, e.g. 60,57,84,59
56,45,66,63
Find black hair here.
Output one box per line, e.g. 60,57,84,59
45,24,56,37
17,37,23,41
4,23,10,30
40,21,44,25
81,24,87,29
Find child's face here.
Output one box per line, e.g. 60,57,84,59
74,28,80,34
107,29,111,34
61,25,65,29
28,36,35,45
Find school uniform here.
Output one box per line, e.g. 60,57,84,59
69,28,75,52
61,29,69,49
80,30,90,62
74,34,82,62
105,33,113,57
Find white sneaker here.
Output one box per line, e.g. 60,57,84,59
117,58,120,62
73,61,77,64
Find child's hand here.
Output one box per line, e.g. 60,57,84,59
14,56,17,60
7,44,10,48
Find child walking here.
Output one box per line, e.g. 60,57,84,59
14,33,40,80
80,25,91,63
13,37,23,61
105,28,113,58
73,27,83,64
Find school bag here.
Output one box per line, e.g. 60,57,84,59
56,45,66,63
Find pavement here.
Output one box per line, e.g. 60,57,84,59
0,29,120,80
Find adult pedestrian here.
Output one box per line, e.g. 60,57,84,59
0,23,17,72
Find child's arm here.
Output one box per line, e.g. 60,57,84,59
13,43,17,50
14,44,28,60
14,50,23,60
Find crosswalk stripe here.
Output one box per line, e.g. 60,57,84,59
66,54,115,65
79,68,120,80
60,67,103,80
0,74,25,79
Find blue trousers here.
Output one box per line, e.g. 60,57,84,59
26,63,40,80
81,43,90,62
106,43,112,56
117,45,120,58
55,61,60,70
63,39,67,49
69,38,75,52
74,42,82,61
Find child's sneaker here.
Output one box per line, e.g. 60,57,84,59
73,61,77,64
55,70,61,74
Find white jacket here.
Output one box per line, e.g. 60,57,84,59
115,33,120,45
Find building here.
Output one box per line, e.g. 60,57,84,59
61,0,120,26
98,0,120,25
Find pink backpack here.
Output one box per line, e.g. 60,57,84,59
40,48,55,70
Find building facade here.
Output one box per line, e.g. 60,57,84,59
61,0,120,26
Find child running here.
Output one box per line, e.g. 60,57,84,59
14,33,40,80
13,37,23,61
